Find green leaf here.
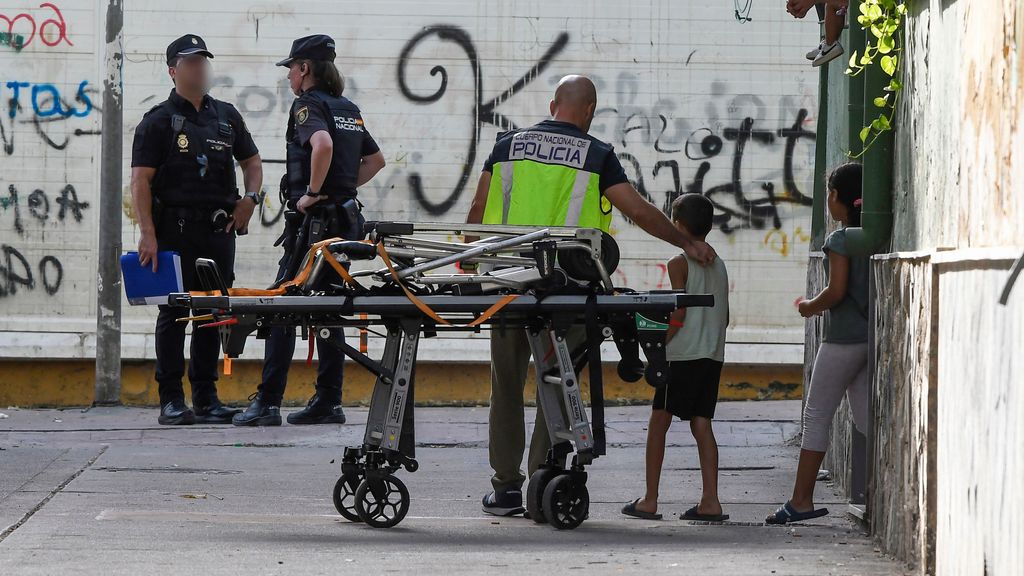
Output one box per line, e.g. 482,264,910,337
859,126,872,143
873,95,890,107
878,115,892,130
878,35,895,54
861,52,874,65
870,24,884,38
880,55,897,76
867,5,883,20
849,51,860,68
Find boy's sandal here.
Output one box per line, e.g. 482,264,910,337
680,505,729,522
764,501,829,525
621,499,663,520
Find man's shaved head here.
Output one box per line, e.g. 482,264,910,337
554,75,597,108
550,75,598,132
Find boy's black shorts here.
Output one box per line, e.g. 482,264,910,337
652,358,724,420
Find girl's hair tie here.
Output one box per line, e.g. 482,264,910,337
853,198,863,207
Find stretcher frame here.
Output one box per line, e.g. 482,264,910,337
169,222,713,529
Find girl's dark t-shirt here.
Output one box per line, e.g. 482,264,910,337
822,228,870,343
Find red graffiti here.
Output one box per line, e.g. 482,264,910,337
653,263,668,289
0,3,73,49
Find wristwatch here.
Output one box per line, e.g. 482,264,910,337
244,190,265,205
304,185,323,198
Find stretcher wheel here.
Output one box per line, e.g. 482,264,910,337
332,472,363,522
541,474,589,530
558,231,619,282
616,357,645,382
526,468,560,524
354,474,410,528
645,363,670,388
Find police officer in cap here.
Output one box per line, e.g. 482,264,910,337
131,34,264,425
234,34,385,426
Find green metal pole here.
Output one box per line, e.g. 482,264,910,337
810,63,829,252
847,18,866,158
846,23,896,255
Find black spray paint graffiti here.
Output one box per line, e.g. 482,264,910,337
0,183,85,298
396,25,569,215
0,183,90,235
0,244,63,297
618,108,815,234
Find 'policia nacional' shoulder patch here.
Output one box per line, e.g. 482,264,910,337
295,106,309,125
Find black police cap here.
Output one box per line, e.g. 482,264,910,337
166,34,214,65
276,34,336,67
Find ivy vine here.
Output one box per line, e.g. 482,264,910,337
845,0,908,157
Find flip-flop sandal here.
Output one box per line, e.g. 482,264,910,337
621,499,663,520
765,501,829,525
680,505,729,522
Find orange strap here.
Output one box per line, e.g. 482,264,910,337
190,237,361,297
376,242,519,327
467,293,519,327
376,242,451,325
322,248,365,290
307,328,316,366
189,238,520,327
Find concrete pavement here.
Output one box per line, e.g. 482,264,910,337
0,401,905,575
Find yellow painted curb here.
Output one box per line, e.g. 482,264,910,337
0,360,802,408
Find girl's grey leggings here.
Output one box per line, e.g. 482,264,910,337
801,341,869,452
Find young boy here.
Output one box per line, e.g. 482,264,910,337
622,193,730,521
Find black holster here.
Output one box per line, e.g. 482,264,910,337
272,199,363,289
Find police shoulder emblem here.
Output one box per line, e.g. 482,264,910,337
295,106,309,125
177,133,189,149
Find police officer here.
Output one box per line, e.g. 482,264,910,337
233,34,386,427
466,75,716,516
131,34,264,425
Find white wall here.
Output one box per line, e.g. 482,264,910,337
0,0,820,363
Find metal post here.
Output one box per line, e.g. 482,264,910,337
94,0,123,405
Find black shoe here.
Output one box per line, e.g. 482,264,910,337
193,399,241,424
482,488,525,517
232,392,282,427
158,399,196,426
286,394,346,425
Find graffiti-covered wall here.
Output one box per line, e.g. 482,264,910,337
0,0,819,362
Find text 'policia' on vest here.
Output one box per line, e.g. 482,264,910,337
483,122,614,232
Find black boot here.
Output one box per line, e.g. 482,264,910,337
158,399,196,425
193,397,241,424
287,393,346,425
232,392,282,427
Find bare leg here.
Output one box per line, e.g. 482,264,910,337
690,417,723,516
824,2,845,44
635,409,673,514
790,448,827,512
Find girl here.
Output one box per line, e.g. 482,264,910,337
767,161,870,524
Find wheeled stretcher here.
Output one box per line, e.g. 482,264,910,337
168,222,713,530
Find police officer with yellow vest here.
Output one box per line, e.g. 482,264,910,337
131,34,264,426
233,34,386,427
466,75,717,516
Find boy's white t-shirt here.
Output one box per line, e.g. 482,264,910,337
665,255,729,363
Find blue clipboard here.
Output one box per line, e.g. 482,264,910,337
120,251,184,305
